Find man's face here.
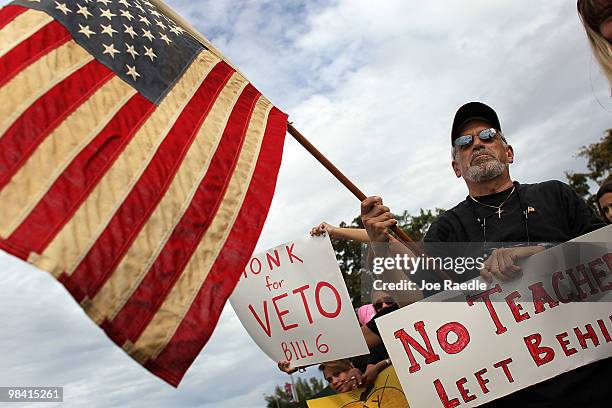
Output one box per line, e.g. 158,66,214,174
451,119,514,183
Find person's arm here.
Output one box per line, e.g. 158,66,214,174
361,358,393,388
362,323,382,349
310,222,370,242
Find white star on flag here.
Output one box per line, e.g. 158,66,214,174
100,23,118,37
76,4,93,19
143,45,156,61
78,23,96,38
100,8,117,20
102,43,120,59
139,15,151,26
160,33,171,45
125,64,140,80
125,43,139,59
120,9,134,21
124,24,137,39
54,1,72,15
142,28,154,41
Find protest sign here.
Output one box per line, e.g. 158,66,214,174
230,236,368,367
307,366,409,408
376,225,612,407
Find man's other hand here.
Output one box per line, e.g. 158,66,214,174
480,246,545,282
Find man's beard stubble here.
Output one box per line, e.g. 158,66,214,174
463,148,508,183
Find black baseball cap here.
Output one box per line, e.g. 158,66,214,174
451,102,501,145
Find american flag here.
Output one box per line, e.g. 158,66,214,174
0,0,287,386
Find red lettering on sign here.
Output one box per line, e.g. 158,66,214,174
266,249,281,270
551,270,574,303
433,379,460,408
282,342,292,361
524,333,555,366
598,319,612,342
505,291,530,322
555,332,577,356
528,282,559,314
272,293,298,332
394,322,441,373
467,284,507,335
589,257,612,292
286,243,303,264
574,324,600,349
436,322,470,354
604,253,612,276
315,281,341,318
456,377,476,403
493,358,514,383
474,368,490,394
250,257,262,276
292,284,313,324
248,301,271,337
569,264,598,300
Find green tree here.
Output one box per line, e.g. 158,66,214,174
331,208,444,308
264,377,327,408
565,129,612,210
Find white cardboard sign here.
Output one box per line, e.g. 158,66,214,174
230,236,369,367
377,225,612,408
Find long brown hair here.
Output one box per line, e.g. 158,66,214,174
578,0,612,85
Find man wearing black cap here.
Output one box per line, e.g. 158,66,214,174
360,102,608,407
362,101,604,284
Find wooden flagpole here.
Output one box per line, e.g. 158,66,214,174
286,125,452,282
286,124,411,240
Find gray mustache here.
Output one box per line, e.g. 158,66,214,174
470,147,496,162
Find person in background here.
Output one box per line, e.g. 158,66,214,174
319,359,360,393
578,0,612,86
356,304,376,325
319,357,393,394
597,178,612,223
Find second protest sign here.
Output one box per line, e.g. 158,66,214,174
230,235,368,367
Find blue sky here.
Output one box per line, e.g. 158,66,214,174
0,1,610,407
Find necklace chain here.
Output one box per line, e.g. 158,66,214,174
469,186,516,218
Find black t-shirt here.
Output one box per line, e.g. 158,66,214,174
412,180,605,288
416,180,609,407
424,180,604,243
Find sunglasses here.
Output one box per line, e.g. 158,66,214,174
373,298,396,312
454,128,500,149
